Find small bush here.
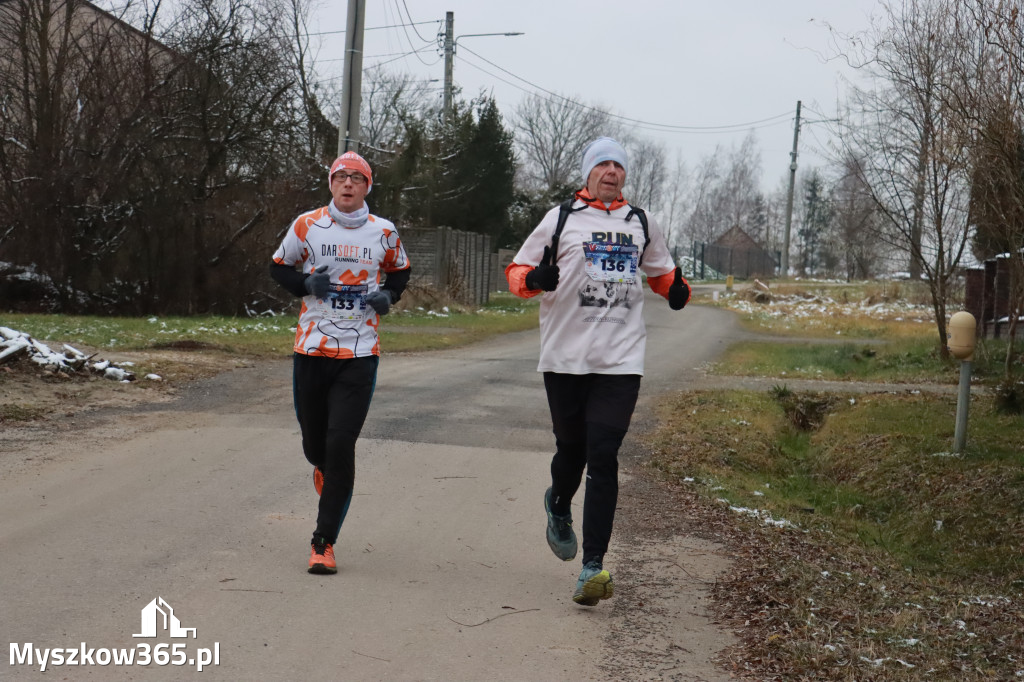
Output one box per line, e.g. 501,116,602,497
773,391,838,430
993,378,1024,415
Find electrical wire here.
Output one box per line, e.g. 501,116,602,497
386,0,436,66
456,44,794,134
312,46,440,85
398,0,434,44
305,20,437,37
369,43,440,68
455,46,794,135
319,48,438,63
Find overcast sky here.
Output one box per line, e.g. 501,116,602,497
309,0,883,191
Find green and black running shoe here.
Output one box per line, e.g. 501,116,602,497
544,487,578,561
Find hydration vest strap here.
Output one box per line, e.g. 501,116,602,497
549,198,650,265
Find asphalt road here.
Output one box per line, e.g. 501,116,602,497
1,292,741,681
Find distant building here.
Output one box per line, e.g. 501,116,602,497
701,225,778,279
964,253,1022,338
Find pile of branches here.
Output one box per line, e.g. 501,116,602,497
0,327,135,381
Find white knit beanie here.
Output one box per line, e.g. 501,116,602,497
580,137,628,183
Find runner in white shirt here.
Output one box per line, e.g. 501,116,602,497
506,137,691,606
271,151,411,575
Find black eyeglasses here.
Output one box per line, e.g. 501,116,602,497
333,171,367,184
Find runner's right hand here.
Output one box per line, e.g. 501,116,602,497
304,265,331,299
525,247,560,292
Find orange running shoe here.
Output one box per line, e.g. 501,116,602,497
313,467,323,496
308,539,337,574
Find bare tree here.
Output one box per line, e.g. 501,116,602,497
659,152,689,257
358,66,437,153
680,132,764,252
837,0,973,358
946,0,1024,381
622,135,666,211
280,0,333,163
0,0,317,314
512,93,615,196
832,153,885,280
0,0,176,307
682,147,724,245
720,130,763,232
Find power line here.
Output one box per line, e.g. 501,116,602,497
456,44,793,133
306,20,437,37
387,0,435,66
319,46,436,63
397,0,434,44
368,43,440,68
313,46,440,84
455,46,793,135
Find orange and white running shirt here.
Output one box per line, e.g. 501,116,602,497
511,201,676,375
273,206,410,358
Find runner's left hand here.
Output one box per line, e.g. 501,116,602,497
366,290,392,316
668,267,690,310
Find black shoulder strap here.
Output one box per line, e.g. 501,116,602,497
550,198,586,264
625,204,650,265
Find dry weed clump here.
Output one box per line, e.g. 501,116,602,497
393,283,473,313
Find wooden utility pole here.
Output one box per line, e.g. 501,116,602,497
338,0,366,154
781,100,801,278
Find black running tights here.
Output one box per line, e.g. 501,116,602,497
543,372,641,565
292,353,379,544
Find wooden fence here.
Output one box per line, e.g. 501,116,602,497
399,227,495,305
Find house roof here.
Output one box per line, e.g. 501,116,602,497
714,225,765,251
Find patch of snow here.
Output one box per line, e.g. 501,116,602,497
1,327,135,381
724,502,799,529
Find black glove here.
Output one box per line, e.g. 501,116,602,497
524,246,560,292
668,267,690,310
303,264,331,299
365,290,392,316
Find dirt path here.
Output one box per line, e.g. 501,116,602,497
1,300,745,681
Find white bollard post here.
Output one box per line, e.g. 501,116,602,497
947,311,977,454
953,360,971,453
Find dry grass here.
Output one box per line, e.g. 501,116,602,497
647,272,1024,679
715,280,940,340
644,389,1023,680
643,279,1023,679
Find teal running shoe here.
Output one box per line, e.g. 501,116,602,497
544,487,577,561
572,561,614,606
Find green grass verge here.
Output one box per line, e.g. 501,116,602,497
648,389,1024,679
712,337,1015,385
1,292,539,358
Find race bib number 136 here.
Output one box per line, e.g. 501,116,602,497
582,243,638,283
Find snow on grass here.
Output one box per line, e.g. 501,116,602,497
725,292,934,325
0,326,149,381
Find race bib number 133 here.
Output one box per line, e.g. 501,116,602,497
315,283,368,322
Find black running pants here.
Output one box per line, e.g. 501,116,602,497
543,372,641,565
292,353,379,544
